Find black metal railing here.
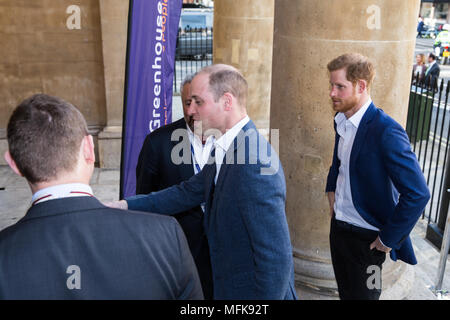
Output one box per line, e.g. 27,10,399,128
173,27,213,93
407,73,450,249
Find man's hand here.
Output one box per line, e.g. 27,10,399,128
370,236,391,253
103,200,128,210
327,192,335,218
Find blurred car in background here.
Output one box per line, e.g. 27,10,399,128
176,9,213,60
420,24,438,39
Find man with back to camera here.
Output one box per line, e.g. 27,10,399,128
136,74,214,299
108,64,297,300
0,94,203,299
326,53,430,300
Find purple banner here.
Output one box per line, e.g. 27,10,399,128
121,0,182,198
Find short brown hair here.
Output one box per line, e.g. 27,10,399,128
7,94,89,184
200,64,248,107
327,53,376,89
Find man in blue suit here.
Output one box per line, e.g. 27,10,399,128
425,52,440,85
325,53,430,300
110,64,297,300
136,75,213,299
0,94,203,299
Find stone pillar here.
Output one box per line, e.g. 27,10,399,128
213,0,274,133
97,0,129,168
447,5,450,24
430,4,436,25
270,0,420,299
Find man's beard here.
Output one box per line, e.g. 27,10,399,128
331,94,358,114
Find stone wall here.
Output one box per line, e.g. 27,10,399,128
0,0,106,127
0,0,129,166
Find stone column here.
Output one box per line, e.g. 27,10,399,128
213,0,274,133
270,0,420,299
97,0,129,168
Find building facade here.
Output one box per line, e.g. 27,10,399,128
420,0,450,26
0,0,423,299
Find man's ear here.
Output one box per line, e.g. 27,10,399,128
357,79,367,93
4,151,23,177
222,93,233,111
82,135,95,164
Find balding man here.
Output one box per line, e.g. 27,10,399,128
109,64,297,300
136,74,214,299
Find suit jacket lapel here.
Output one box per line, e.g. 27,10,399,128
350,103,377,167
204,120,255,227
214,120,255,193
203,163,217,229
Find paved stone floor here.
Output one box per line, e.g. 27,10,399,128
0,166,449,300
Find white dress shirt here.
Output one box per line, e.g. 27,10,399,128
186,124,215,212
415,65,424,75
186,124,215,174
333,99,379,231
213,115,250,184
32,183,94,206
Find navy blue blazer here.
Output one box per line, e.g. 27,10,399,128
0,197,203,299
425,62,440,85
127,120,297,300
326,103,430,265
136,118,213,299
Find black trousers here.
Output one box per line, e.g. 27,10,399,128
329,216,386,300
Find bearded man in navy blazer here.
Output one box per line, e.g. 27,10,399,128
0,94,203,299
325,53,430,300
109,64,297,300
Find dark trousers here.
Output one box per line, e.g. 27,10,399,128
329,216,386,300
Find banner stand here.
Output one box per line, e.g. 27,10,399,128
120,0,182,199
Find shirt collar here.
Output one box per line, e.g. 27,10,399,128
186,121,215,147
335,98,372,129
32,183,94,205
214,115,250,152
